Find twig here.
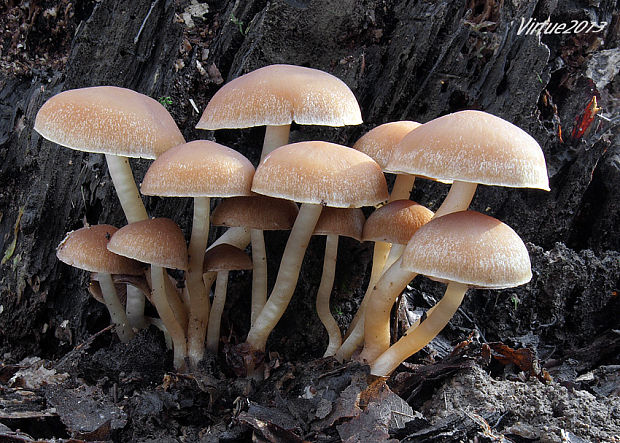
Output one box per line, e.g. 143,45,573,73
134,0,159,44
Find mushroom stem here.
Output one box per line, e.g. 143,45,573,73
261,124,291,161
433,181,477,219
151,265,187,370
207,227,251,251
246,203,323,351
343,241,390,340
126,284,147,329
316,234,341,357
105,154,148,223
146,316,173,349
251,228,267,326
187,197,211,368
98,272,134,343
383,243,406,272
164,273,188,330
203,271,217,293
206,271,229,352
359,257,416,362
370,282,468,376
389,175,415,202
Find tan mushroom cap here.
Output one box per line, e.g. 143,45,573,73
313,207,365,241
211,195,299,230
196,64,362,129
386,110,550,190
402,211,532,289
34,86,185,159
203,244,252,272
353,121,421,169
362,200,434,245
141,140,255,197
56,225,143,275
107,218,188,270
252,141,388,208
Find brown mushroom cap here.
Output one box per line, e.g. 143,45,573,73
402,211,532,289
107,218,188,270
57,224,143,275
362,200,433,244
196,64,362,129
313,207,365,241
203,244,253,272
211,195,299,230
386,110,549,190
352,121,421,169
141,140,255,197
251,141,388,208
34,86,185,159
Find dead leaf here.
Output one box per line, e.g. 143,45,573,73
487,342,552,382
237,412,304,443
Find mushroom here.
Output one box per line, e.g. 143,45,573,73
197,64,363,250
335,200,433,361
203,244,253,352
107,218,189,370
312,207,365,357
386,110,550,219
56,225,143,342
245,141,388,358
369,211,532,376
211,195,299,325
141,140,254,367
34,86,185,328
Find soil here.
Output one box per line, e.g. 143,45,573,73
0,0,618,441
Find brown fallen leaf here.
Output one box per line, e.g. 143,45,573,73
487,342,552,382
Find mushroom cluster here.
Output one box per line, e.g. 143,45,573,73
35,64,549,378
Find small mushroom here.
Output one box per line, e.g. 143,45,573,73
211,195,299,326
108,218,189,370
336,201,433,361
203,244,253,352
369,211,532,376
141,140,254,368
312,207,365,357
57,225,143,342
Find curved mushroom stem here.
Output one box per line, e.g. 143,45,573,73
126,284,147,329
164,274,188,330
261,124,291,161
207,227,251,251
206,271,229,352
370,282,468,376
335,314,364,361
98,273,134,343
187,197,211,368
433,181,477,219
389,174,415,202
246,203,323,352
251,229,268,326
316,234,341,357
383,243,406,273
146,317,173,349
359,257,416,363
151,265,187,370
105,154,148,223
343,241,390,340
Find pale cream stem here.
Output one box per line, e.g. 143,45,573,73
432,180,478,219
246,203,323,351
251,228,267,326
163,273,188,330
359,257,416,363
202,271,217,293
316,234,341,357
151,265,187,370
261,124,291,161
383,243,406,272
105,154,148,223
126,285,147,329
207,227,251,251
389,174,415,202
206,271,229,352
370,282,468,376
343,241,390,340
146,317,172,349
187,197,211,367
98,273,134,343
